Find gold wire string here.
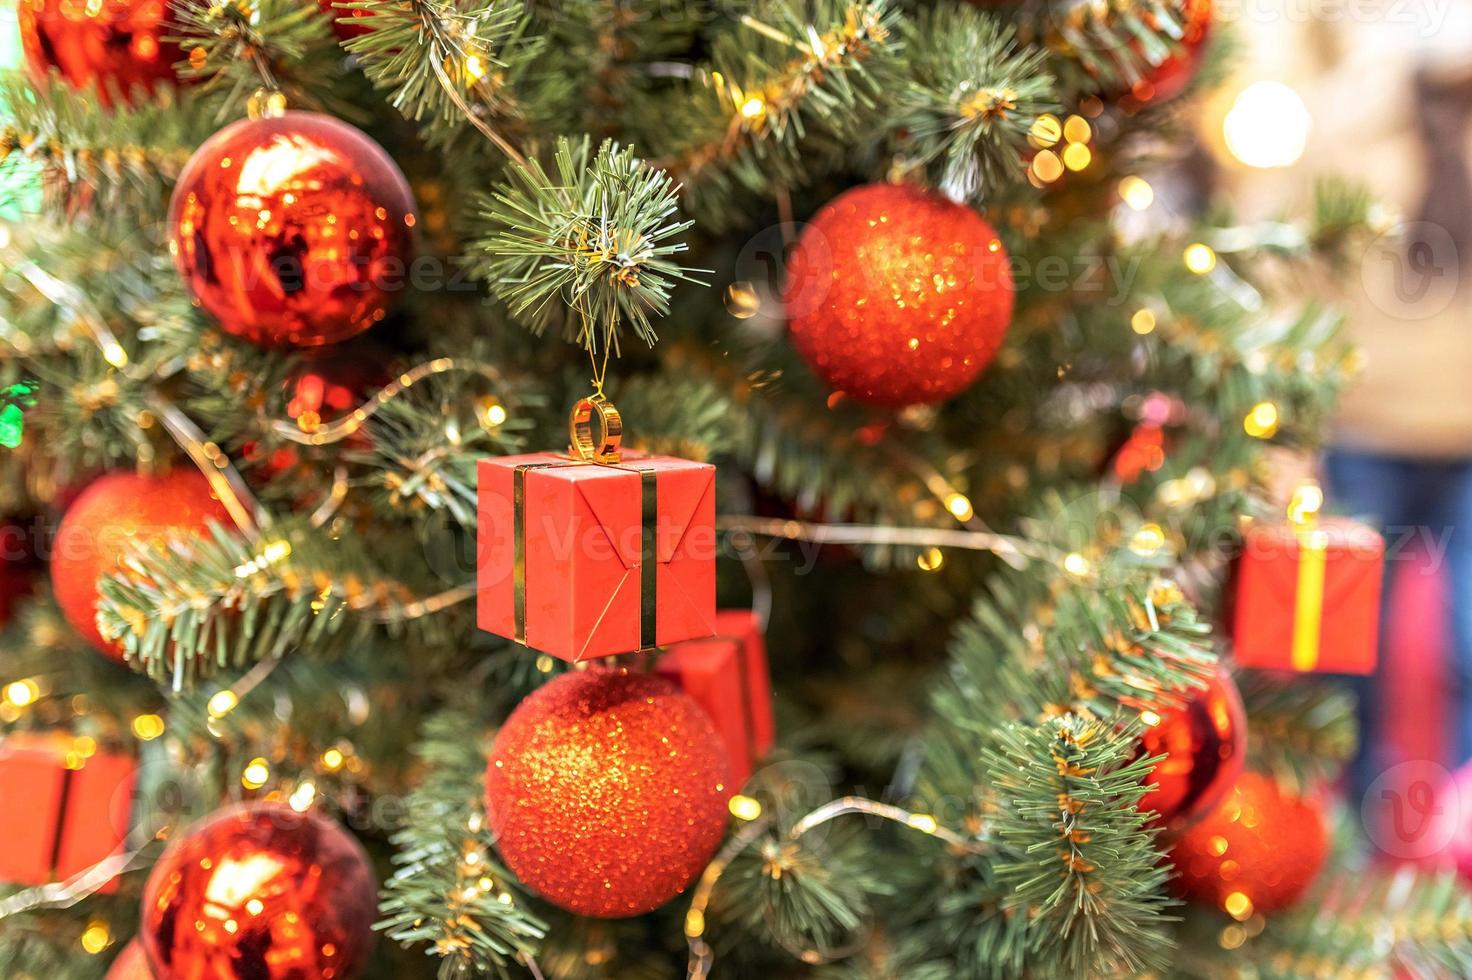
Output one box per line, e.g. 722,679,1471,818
715,515,1055,568
271,356,508,445
0,842,159,921
685,797,978,979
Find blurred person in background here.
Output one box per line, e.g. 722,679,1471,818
1221,5,1472,809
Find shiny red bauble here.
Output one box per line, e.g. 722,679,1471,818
106,939,154,979
783,183,1014,408
18,0,184,106
1169,772,1329,915
1126,0,1213,104
169,111,418,348
1137,667,1247,836
141,803,376,980
318,0,375,39
486,669,732,918
51,470,228,660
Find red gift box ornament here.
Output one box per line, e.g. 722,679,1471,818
1233,482,1385,674
0,733,136,892
658,610,776,785
478,395,717,662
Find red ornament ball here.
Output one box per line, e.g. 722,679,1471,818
1169,772,1329,915
106,939,154,980
1137,667,1247,836
783,183,1014,408
18,0,184,107
169,111,418,348
141,802,376,980
1126,0,1213,105
52,471,229,661
318,0,375,40
486,668,732,918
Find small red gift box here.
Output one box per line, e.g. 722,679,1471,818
478,451,717,662
0,734,136,892
1234,514,1384,675
657,610,775,785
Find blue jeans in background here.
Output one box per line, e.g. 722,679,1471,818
1325,449,1472,803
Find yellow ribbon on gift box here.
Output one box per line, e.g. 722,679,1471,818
1288,482,1328,672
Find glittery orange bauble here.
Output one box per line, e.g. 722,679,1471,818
51,471,228,661
1169,772,1329,916
106,939,154,979
783,183,1014,408
169,112,418,348
1137,667,1246,836
141,803,376,980
486,669,732,918
18,0,184,107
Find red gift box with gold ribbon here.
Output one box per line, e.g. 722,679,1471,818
0,734,135,893
1233,487,1384,675
657,610,775,786
477,450,717,662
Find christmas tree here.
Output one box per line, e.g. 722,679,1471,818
2,1,1469,977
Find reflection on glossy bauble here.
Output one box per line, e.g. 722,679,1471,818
1137,667,1247,836
169,111,418,348
19,0,184,106
141,802,376,980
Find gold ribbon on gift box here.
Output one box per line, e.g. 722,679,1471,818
511,395,659,652
1287,482,1328,672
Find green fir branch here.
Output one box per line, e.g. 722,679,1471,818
469,136,702,350
885,7,1056,201
171,0,348,117
983,713,1175,977
377,706,547,979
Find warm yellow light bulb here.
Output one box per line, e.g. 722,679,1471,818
1223,81,1311,169
208,690,238,718
1131,308,1157,335
1184,243,1217,275
945,492,974,522
1062,142,1092,172
4,679,39,707
132,713,166,741
1118,176,1154,211
80,921,110,955
1243,401,1280,439
917,547,944,572
241,758,270,790
728,795,763,821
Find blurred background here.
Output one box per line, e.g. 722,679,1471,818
1195,4,1472,851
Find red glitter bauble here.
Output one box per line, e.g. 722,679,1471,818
783,183,1014,408
18,0,184,107
169,111,418,348
141,802,376,980
1169,772,1329,915
486,669,732,918
1137,668,1247,836
106,939,154,979
51,471,228,660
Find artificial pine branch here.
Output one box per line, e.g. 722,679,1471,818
377,706,548,979
653,0,898,225
983,713,1175,977
171,0,348,117
341,0,540,158
885,7,1057,201
0,75,211,219
469,135,702,350
95,519,378,688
